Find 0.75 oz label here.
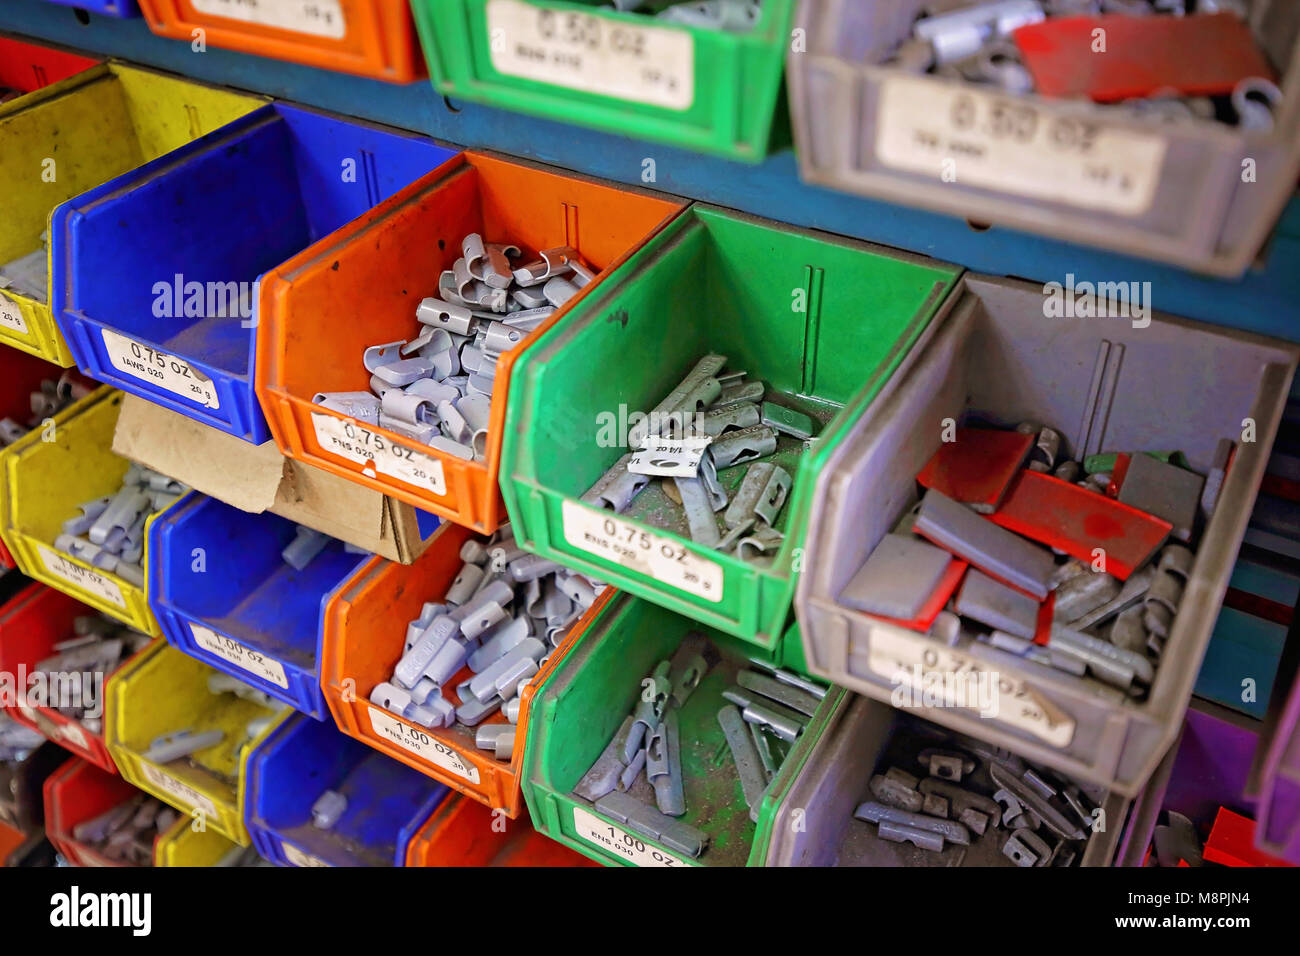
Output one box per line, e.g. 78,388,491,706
190,0,346,38
0,292,28,335
572,806,687,867
367,707,480,783
140,762,219,819
561,500,723,602
36,542,127,609
191,623,289,688
486,0,694,110
101,329,220,409
866,626,1076,748
874,75,1166,216
311,412,447,496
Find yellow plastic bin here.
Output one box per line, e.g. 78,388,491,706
105,641,290,845
0,387,174,635
154,814,246,866
0,63,264,365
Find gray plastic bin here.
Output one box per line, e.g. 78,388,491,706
793,274,1298,796
764,694,1126,866
789,0,1300,277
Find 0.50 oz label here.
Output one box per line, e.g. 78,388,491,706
486,0,694,110
367,707,480,783
101,329,220,409
874,75,1166,216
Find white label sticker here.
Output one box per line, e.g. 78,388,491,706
311,413,447,496
486,0,694,110
36,542,127,609
18,703,39,724
866,626,1075,748
367,707,481,783
627,436,714,478
0,292,28,335
191,623,289,689
190,0,345,38
875,76,1166,216
561,500,723,602
140,762,220,819
101,328,220,409
572,806,688,867
59,722,89,751
282,841,330,868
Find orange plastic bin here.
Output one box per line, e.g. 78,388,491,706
321,521,610,818
405,791,597,867
0,36,98,96
0,582,148,773
257,150,685,534
136,0,425,82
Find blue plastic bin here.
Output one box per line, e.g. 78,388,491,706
148,493,375,719
51,103,457,443
246,713,450,867
43,0,140,16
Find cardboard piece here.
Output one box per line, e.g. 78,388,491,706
111,394,436,563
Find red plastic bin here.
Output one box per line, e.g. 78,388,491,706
256,150,686,534
0,582,147,773
0,36,99,96
43,757,144,867
405,792,597,867
135,0,424,82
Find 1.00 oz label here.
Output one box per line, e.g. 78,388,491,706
36,542,127,609
191,623,289,688
572,806,688,867
367,707,480,783
140,762,219,819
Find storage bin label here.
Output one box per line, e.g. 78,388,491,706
311,413,447,496
101,329,221,410
572,806,687,867
140,762,219,818
282,841,330,867
367,707,481,783
486,0,694,111
190,0,346,38
866,627,1075,748
0,293,28,335
561,500,722,601
874,76,1165,216
58,722,88,751
36,542,127,609
190,623,289,689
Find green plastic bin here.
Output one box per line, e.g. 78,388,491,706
501,204,960,648
412,0,795,161
520,592,845,867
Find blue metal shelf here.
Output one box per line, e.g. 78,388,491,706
3,0,1298,343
